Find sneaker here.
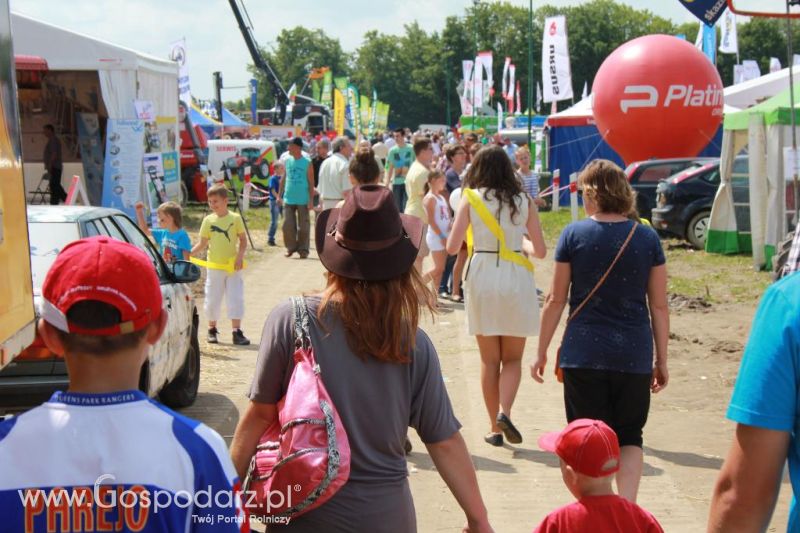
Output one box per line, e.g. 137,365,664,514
298,251,309,259
268,240,276,247
232,329,250,346
207,327,219,344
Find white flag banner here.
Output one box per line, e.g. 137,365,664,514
733,64,746,85
497,102,503,133
472,56,484,111
501,56,511,98
794,54,800,66
169,38,191,104
515,81,521,115
718,10,738,55
770,57,782,73
477,51,494,94
743,60,761,79
542,15,573,103
581,81,588,100
536,82,542,111
695,24,703,50
462,60,474,94
508,65,516,105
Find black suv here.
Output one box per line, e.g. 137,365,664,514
625,157,717,220
651,156,749,249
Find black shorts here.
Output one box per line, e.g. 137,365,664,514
562,368,651,448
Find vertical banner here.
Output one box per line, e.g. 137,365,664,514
321,70,333,106
702,23,716,64
678,0,728,26
312,79,322,102
169,38,191,105
501,56,511,99
770,57,782,73
75,112,104,205
542,15,574,103
515,80,521,115
507,64,516,112
249,79,258,125
334,77,349,92
536,82,542,112
333,88,345,135
477,51,494,94
497,102,503,133
143,152,167,214
359,94,370,134
719,10,738,55
382,103,390,129
347,85,361,140
154,116,180,202
369,88,378,135
101,119,146,218
472,55,484,110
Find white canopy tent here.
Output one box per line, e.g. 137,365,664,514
11,12,178,119
724,66,800,110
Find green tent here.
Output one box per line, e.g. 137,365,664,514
706,83,800,269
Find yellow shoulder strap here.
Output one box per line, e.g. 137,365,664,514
463,188,534,273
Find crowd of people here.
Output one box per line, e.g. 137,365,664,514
2,123,800,533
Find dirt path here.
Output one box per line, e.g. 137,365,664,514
181,242,790,532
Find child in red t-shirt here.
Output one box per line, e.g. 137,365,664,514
534,419,664,533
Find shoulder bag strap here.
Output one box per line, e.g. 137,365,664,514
463,188,534,273
291,296,311,349
567,221,638,322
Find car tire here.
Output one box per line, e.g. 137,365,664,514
686,210,711,250
260,162,270,179
160,312,200,408
248,184,269,208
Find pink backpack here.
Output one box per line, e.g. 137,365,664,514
243,297,350,519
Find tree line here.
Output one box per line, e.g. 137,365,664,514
226,0,798,129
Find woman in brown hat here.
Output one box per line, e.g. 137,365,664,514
231,184,494,533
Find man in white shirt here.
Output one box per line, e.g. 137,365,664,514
317,136,353,209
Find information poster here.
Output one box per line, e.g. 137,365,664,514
156,116,180,201
143,152,167,219
76,112,104,205
101,119,146,218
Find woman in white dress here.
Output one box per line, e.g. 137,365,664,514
447,146,547,447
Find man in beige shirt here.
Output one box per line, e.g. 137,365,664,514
317,136,353,209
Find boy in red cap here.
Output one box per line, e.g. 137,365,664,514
534,419,663,532
0,237,247,532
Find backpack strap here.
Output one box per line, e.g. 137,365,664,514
291,296,311,350
463,188,534,273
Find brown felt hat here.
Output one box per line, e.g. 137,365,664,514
315,184,423,281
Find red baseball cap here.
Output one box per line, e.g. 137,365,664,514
538,419,620,478
40,236,163,336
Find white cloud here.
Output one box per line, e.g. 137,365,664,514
10,0,697,100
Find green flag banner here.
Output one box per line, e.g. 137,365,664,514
359,95,370,134
321,70,333,106
347,84,361,140
311,79,321,102
334,77,349,92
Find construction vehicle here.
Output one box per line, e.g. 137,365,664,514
0,0,37,371
228,0,332,135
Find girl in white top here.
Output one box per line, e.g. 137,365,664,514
423,170,451,293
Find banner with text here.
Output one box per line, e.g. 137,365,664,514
169,38,191,105
719,10,738,55
678,0,727,26
101,119,146,218
542,15,573,103
334,88,345,135
321,70,333,106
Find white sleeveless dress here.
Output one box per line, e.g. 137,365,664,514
425,194,451,252
464,188,539,337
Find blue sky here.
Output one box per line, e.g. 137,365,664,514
11,0,697,100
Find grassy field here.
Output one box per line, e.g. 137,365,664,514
537,209,771,305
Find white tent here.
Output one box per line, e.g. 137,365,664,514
724,66,800,110
11,12,178,119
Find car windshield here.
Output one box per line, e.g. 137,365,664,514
28,222,80,292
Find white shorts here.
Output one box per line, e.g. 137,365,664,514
204,268,245,322
426,230,446,253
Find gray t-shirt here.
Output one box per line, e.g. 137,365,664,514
248,296,460,532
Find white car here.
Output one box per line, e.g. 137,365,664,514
0,206,201,410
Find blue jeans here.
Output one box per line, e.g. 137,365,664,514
439,254,456,294
268,200,280,243
392,182,407,213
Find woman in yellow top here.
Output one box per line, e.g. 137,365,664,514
404,137,435,224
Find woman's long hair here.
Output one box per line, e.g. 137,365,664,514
318,269,435,363
464,145,524,223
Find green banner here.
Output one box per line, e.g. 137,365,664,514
311,79,321,103
359,95,370,134
321,70,333,106
347,84,360,139
334,76,349,92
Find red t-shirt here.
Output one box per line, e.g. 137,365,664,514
534,495,664,533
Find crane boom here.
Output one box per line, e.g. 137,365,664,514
228,0,288,123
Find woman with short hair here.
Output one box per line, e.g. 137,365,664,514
231,185,494,533
532,159,669,502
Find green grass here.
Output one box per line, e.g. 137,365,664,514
537,210,772,305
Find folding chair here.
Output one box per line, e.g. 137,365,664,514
29,172,51,204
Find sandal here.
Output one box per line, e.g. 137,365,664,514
484,432,503,447
496,413,523,444
451,294,464,303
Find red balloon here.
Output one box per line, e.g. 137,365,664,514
592,35,723,165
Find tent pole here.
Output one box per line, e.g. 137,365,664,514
788,0,799,224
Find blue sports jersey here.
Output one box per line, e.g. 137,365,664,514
0,390,248,532
151,228,191,261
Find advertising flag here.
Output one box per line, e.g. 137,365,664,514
502,56,511,98
541,15,573,103
536,82,542,112
312,79,321,102
702,23,716,64
515,81,521,115
472,55,484,110
507,64,516,111
581,81,588,100
348,85,361,140
678,0,727,26
249,79,258,125
770,57,782,73
169,38,191,105
719,10,738,55
321,70,333,105
334,77,349,92
360,94,370,133
333,88,345,135
694,24,703,51
497,102,503,133
477,51,494,94
369,88,378,134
